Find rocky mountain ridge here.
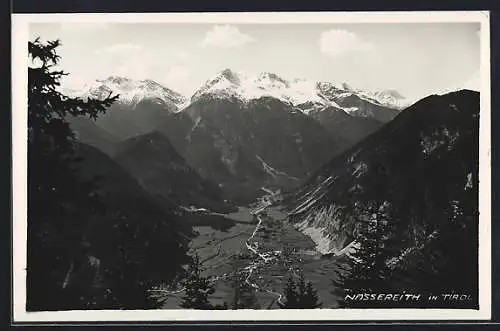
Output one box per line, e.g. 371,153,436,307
285,90,479,260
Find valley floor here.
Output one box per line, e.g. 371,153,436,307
155,203,344,309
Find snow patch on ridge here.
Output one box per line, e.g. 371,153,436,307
289,177,336,216
186,116,202,141
465,172,473,191
256,155,300,181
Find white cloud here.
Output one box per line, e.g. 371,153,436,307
319,29,374,57
93,43,159,80
201,25,254,48
162,65,193,95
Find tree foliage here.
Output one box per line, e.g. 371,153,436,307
333,186,478,308
180,254,216,309
390,176,479,308
27,38,119,310
230,269,260,309
279,273,321,309
332,201,402,308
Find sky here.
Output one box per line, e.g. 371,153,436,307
29,22,481,101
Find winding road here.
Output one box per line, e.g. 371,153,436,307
243,207,285,306
150,199,286,307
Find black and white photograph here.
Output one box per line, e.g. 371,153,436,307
12,11,491,321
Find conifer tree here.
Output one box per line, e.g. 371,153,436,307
230,271,242,309
303,281,322,309
297,273,307,301
295,273,322,308
279,273,321,309
279,275,299,308
27,38,118,310
180,254,215,309
333,201,400,307
391,180,479,308
27,38,188,311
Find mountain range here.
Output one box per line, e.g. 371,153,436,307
67,70,407,203
70,76,187,109
190,69,409,114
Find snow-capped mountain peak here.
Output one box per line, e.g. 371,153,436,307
191,69,333,107
220,68,242,84
375,89,406,100
357,88,409,108
104,75,133,86
190,69,408,119
256,72,290,89
67,70,408,120
68,76,188,109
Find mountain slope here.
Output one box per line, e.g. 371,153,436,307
31,141,193,309
74,140,194,270
113,131,235,213
67,115,120,155
179,96,349,203
307,106,383,145
285,90,479,298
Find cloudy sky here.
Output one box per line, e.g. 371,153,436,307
29,22,480,100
